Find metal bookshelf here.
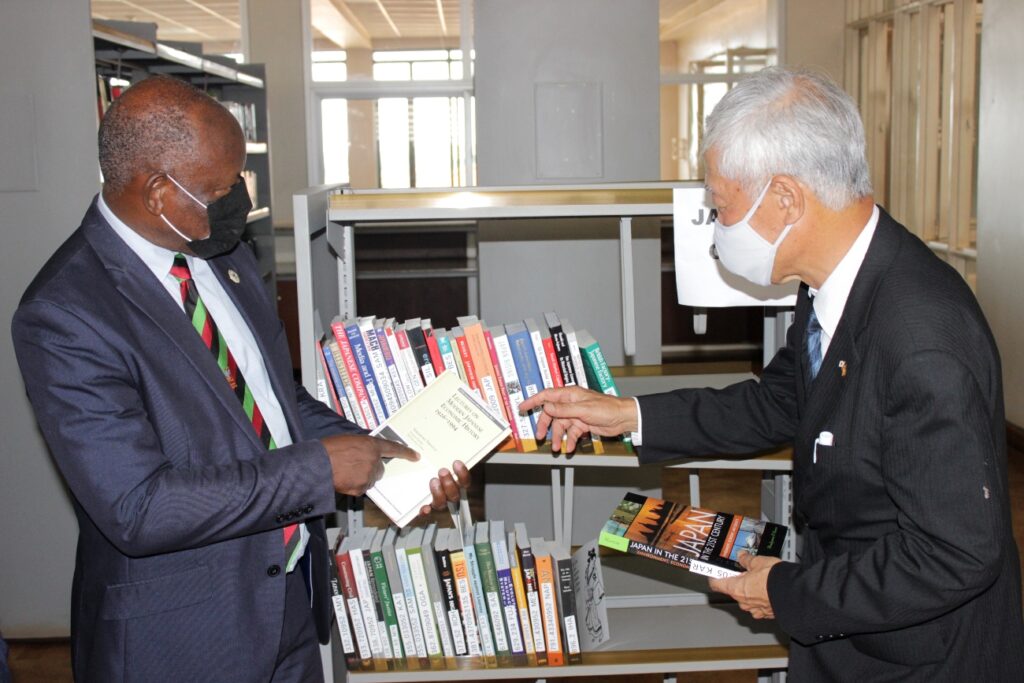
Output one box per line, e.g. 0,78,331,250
295,185,792,682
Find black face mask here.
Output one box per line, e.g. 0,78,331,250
161,174,253,259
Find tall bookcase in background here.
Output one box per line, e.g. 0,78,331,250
92,20,276,299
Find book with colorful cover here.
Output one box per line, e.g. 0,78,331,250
373,320,408,407
490,326,538,452
474,521,512,666
435,329,460,377
393,323,426,397
433,528,469,657
383,319,419,403
419,524,457,665
328,535,360,671
507,530,538,665
505,323,544,437
317,338,343,415
514,523,546,665
490,520,527,664
394,529,430,668
421,320,447,378
451,326,482,401
404,319,436,386
448,528,484,660
351,527,391,666
483,326,523,452
402,527,444,668
344,319,388,426
381,526,422,669
323,339,359,424
369,528,405,665
335,535,373,670
523,318,558,389
543,311,577,387
359,316,400,419
462,523,499,667
576,328,632,452
598,492,788,577
456,317,508,426
330,317,375,429
530,538,564,666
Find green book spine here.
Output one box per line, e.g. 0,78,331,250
580,337,633,451
474,539,512,665
371,550,405,666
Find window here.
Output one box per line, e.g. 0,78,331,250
312,50,347,82
846,0,982,286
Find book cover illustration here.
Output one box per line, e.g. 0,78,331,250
598,492,787,576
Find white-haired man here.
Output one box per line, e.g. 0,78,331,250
520,67,1023,680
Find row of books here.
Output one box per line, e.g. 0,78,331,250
221,99,259,143
315,312,631,453
330,521,597,671
241,169,258,208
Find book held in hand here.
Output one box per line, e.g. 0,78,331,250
599,492,788,578
368,371,511,527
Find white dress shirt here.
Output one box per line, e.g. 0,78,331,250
98,195,309,566
632,205,880,446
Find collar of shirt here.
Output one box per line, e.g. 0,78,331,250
807,205,880,355
97,194,177,290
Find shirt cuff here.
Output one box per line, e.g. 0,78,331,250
630,396,643,446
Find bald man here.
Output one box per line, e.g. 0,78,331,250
12,75,467,682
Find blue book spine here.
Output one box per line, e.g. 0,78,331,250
507,327,545,431
373,327,407,406
345,322,388,424
321,342,352,420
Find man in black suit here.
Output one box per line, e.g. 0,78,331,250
520,67,1023,680
12,75,468,682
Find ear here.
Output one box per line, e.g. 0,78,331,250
770,175,805,225
141,173,171,217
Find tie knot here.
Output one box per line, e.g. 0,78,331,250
170,253,192,282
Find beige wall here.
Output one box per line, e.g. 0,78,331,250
345,49,379,189
977,0,1024,426
245,0,310,228
782,0,846,81
669,0,772,71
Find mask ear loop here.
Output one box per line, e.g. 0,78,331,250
165,173,208,208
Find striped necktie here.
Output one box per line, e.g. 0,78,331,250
806,304,823,381
170,254,301,565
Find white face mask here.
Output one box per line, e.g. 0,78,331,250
712,180,794,287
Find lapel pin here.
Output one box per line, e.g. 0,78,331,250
839,360,847,377
227,269,241,284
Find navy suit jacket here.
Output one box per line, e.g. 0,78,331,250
12,200,361,682
637,210,1024,681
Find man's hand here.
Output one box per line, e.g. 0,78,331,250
518,386,638,452
708,552,782,620
320,434,417,496
418,460,472,517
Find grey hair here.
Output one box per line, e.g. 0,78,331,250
701,67,872,210
98,75,212,194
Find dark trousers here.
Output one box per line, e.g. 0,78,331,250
271,554,323,683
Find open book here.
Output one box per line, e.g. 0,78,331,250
368,371,511,526
598,492,788,578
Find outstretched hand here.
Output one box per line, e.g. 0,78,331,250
518,386,638,452
419,460,471,517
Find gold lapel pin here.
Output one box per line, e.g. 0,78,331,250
227,269,241,283
839,360,847,377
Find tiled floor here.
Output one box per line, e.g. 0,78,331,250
8,446,1024,683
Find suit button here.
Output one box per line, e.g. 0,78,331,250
275,514,285,523
304,504,314,514
267,564,281,577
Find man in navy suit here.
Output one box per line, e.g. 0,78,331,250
12,75,468,682
521,67,1023,680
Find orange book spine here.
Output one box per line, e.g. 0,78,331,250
534,550,563,666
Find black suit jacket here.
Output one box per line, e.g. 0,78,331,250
12,200,362,682
637,209,1024,681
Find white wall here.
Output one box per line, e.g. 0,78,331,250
0,0,98,636
977,0,1024,427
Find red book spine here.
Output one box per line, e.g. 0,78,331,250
331,321,374,428
455,335,481,394
541,337,564,388
423,327,447,377
336,551,373,668
483,329,521,450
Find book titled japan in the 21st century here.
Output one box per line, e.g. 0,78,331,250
598,491,788,578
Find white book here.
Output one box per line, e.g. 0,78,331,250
405,527,442,658
561,319,589,391
375,318,408,407
463,523,498,661
524,318,555,390
329,538,357,658
435,329,460,376
381,526,419,661
393,321,425,397
349,528,385,659
448,529,482,658
508,530,536,657
395,529,428,660
368,371,511,527
490,326,537,451
383,318,417,405
338,536,372,662
490,520,525,655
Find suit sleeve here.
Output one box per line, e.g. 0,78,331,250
293,380,367,439
768,349,1007,641
636,318,801,463
12,300,337,558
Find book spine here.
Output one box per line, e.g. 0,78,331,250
549,324,577,387
517,546,547,665
316,340,341,413
350,323,389,423
454,334,483,400
323,341,357,423
527,327,556,389
328,553,359,670
535,552,564,666
384,557,419,668
395,547,430,664
374,326,408,407
422,325,447,377
405,325,437,386
541,335,565,387
463,541,498,665
581,342,631,450
508,551,537,663
435,333,460,376
555,555,582,664
371,550,404,663
331,321,375,428
394,328,425,396
357,321,397,420
450,547,483,658
474,540,512,664
688,558,740,579
336,551,373,668
491,536,526,657
349,547,387,663
362,551,395,662
384,325,418,404
464,326,506,424
508,328,544,430
435,546,468,656
492,331,538,451
406,548,443,664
